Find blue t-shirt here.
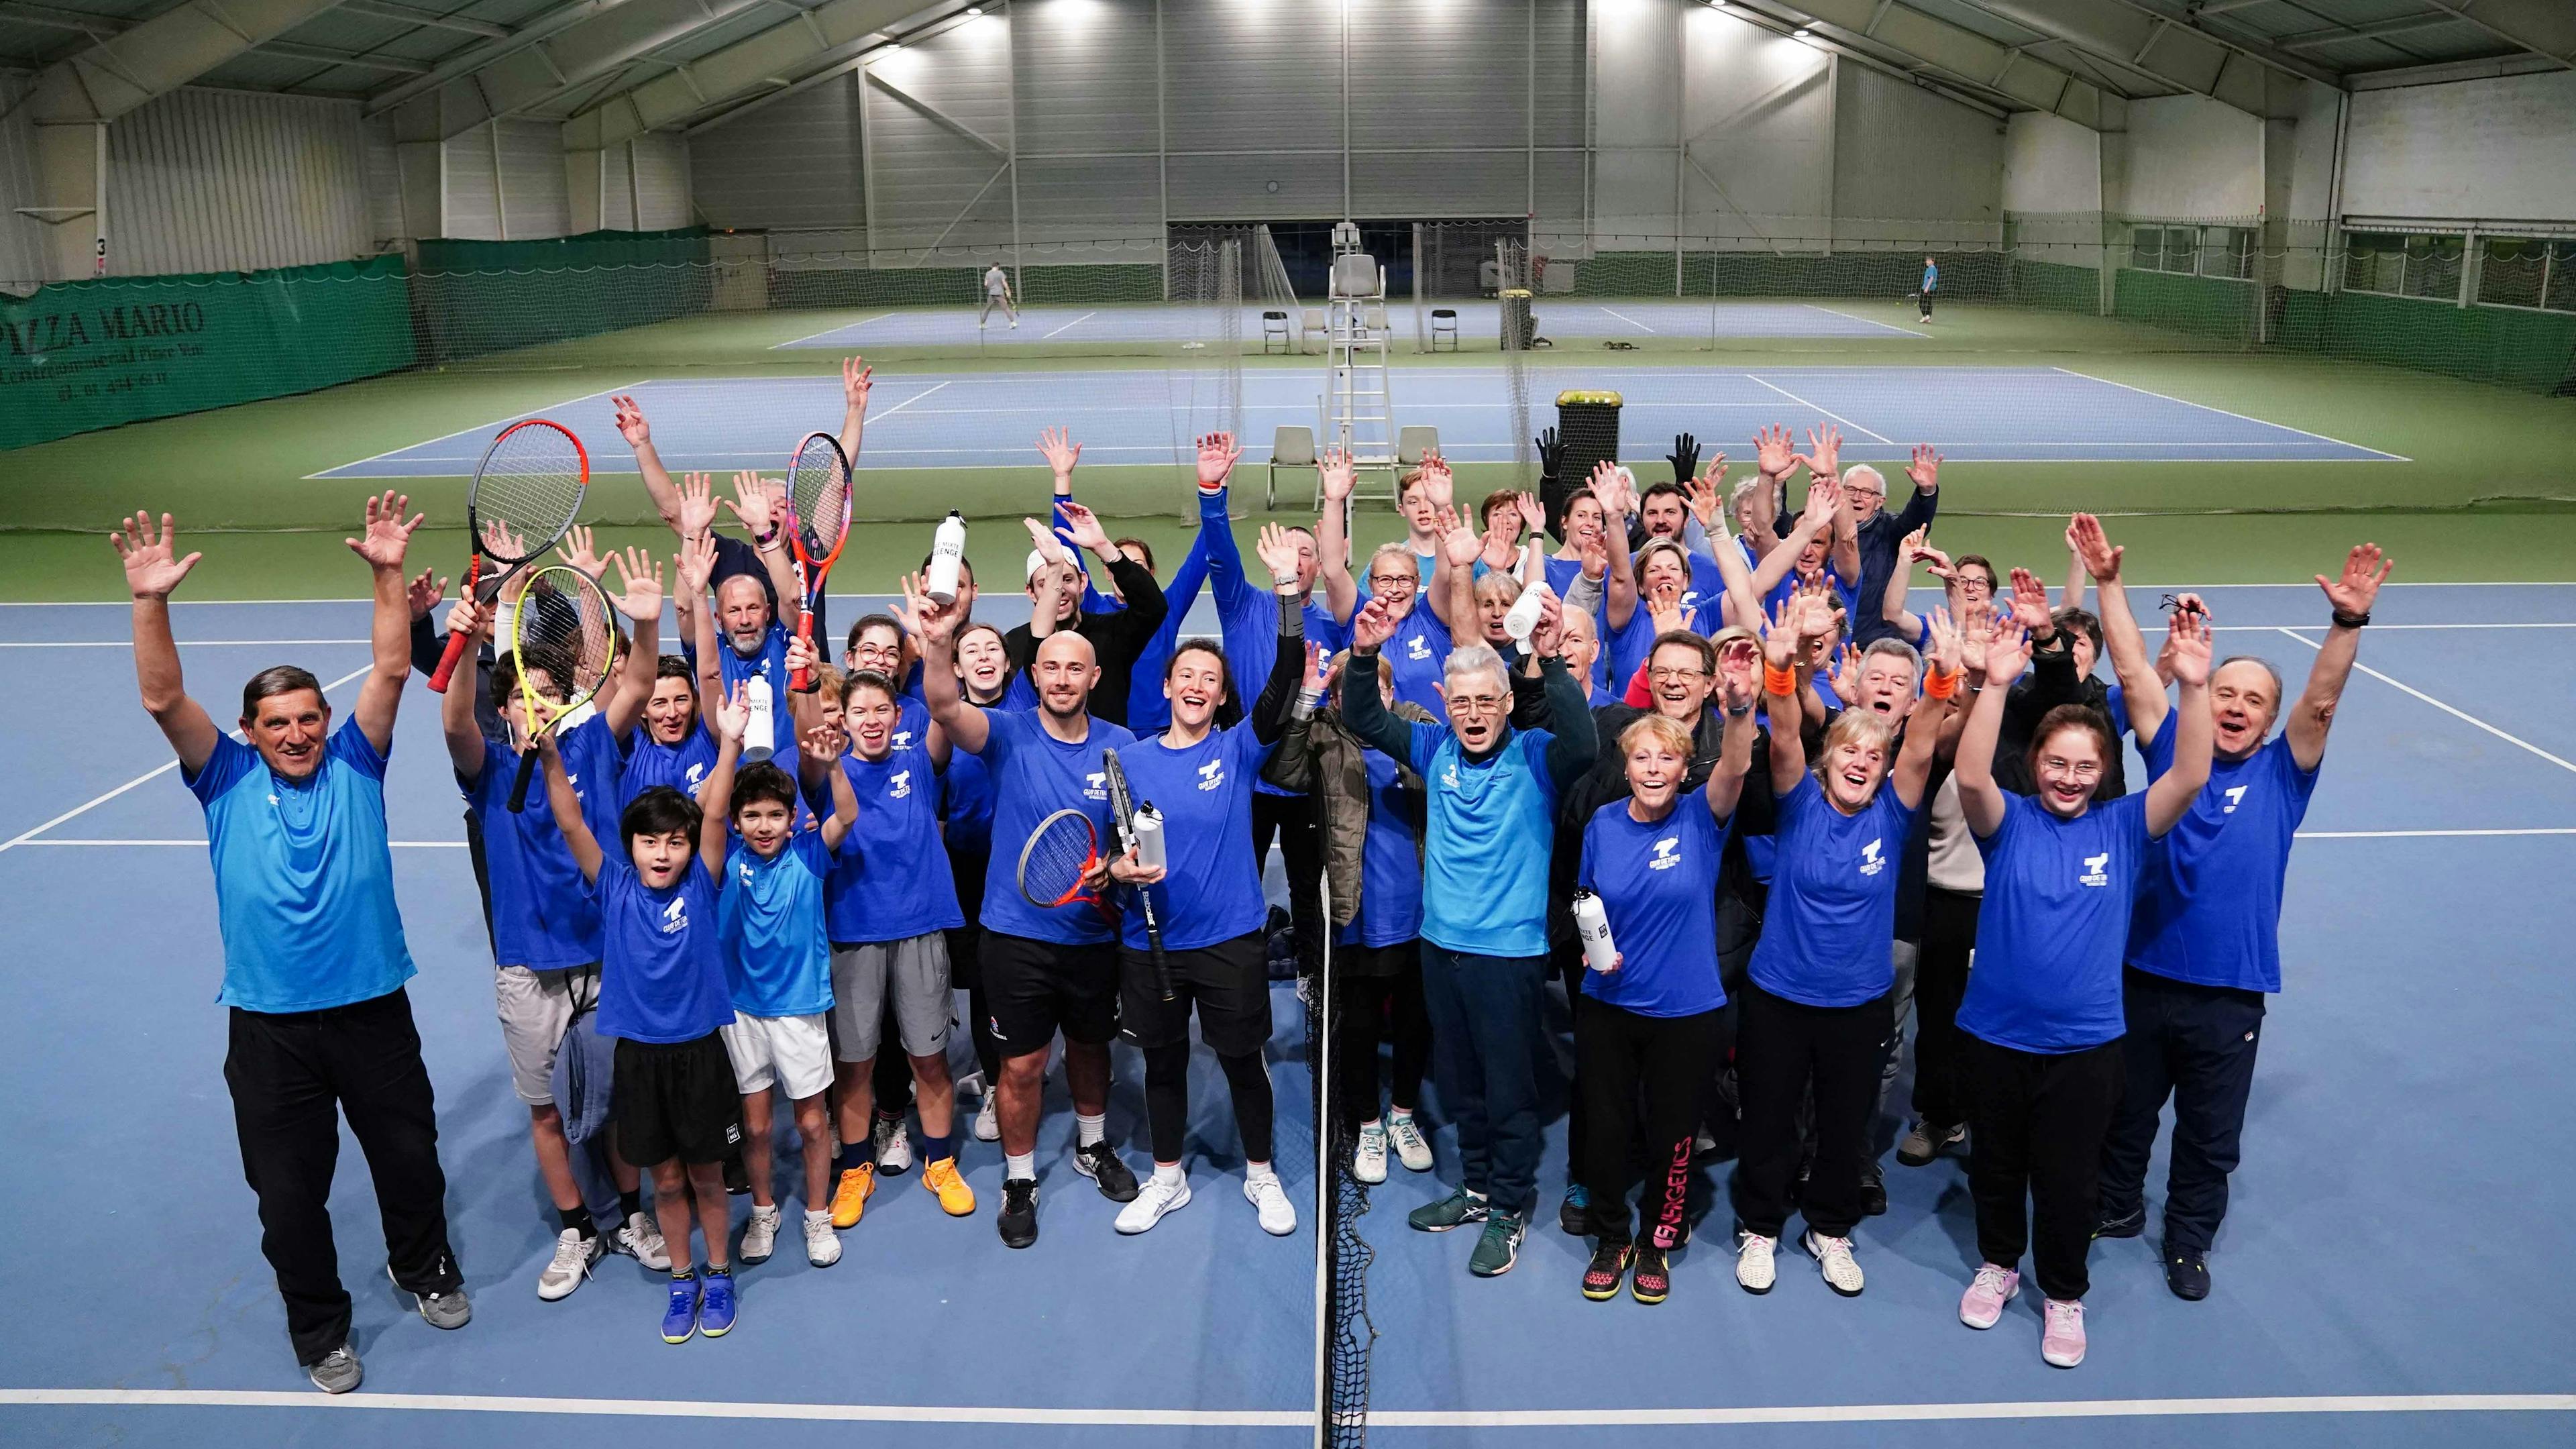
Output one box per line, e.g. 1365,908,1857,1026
1542,552,1588,606
186,720,414,1013
1601,602,1662,694
592,857,734,1044
1748,771,1917,1007
621,722,718,809
1960,792,2151,1053
717,832,835,1018
1383,605,1454,713
1112,723,1273,951
1340,748,1424,949
462,716,626,969
1761,562,1860,625
941,684,1036,855
973,708,1138,945
1921,261,1938,292
714,621,801,765
2127,714,2316,994
1580,792,1729,1018
1405,722,1560,958
818,739,965,943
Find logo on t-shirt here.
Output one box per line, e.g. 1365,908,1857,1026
1197,759,1225,791
893,729,915,750
1440,761,1460,790
1083,771,1108,802
2222,784,2248,814
1858,839,1884,877
889,769,912,800
684,762,707,788
737,859,757,885
1650,836,1680,870
2080,851,2111,888
661,894,690,933
1405,635,1432,661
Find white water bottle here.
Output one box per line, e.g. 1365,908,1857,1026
741,674,775,764
1572,889,1618,973
927,511,967,604
1132,803,1167,871
1502,581,1547,643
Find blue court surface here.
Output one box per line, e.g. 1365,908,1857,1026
771,300,1921,351
315,365,2398,482
4,583,2571,1447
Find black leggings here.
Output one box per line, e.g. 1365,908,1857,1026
1732,980,1888,1240
1966,1034,2123,1301
1251,790,1326,975
1912,888,1980,1132
1578,999,1721,1247
1333,948,1430,1134
1144,1044,1275,1166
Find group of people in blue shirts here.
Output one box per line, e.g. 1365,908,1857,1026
122,356,2388,1390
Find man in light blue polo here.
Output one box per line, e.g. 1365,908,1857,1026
1919,254,1939,323
115,494,467,1396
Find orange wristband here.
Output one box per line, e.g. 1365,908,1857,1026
1764,663,1796,697
1924,668,1961,700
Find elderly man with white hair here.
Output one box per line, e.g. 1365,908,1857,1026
1841,442,1943,647
1340,586,1598,1280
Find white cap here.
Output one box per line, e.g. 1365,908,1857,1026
1026,549,1050,582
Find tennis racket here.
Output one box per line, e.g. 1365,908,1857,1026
1101,749,1173,1003
431,419,589,693
505,565,621,813
1016,807,1108,915
785,431,851,694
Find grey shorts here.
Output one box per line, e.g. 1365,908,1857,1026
829,934,954,1063
495,963,598,1106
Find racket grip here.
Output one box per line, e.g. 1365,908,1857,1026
506,743,543,814
1153,947,1175,1004
428,626,474,694
790,609,816,694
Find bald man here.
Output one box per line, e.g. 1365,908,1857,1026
920,582,1142,1248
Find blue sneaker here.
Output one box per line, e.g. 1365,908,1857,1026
660,1274,699,1344
698,1270,737,1338
1559,1183,1591,1236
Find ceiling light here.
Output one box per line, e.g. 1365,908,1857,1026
966,5,982,13
1792,28,1813,38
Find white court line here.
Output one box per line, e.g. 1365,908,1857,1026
1741,373,1896,444
2277,627,2576,775
2210,622,2576,632
303,380,650,480
2296,828,2576,839
1039,311,1097,340
16,839,468,848
1796,303,1927,339
1364,1393,2576,1428
2047,367,2410,462
870,379,953,419
0,662,374,854
0,639,370,648
1595,307,1657,334
767,313,896,350
0,1389,1307,1427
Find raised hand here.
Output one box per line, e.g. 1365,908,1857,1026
346,490,423,570
2166,606,2212,686
676,529,717,598
1825,642,1861,702
2006,566,2053,631
113,511,203,600
801,721,847,767
2318,542,2392,618
1796,424,1843,481
1254,521,1302,580
1320,446,1356,502
2067,513,2123,582
911,574,965,649
1587,459,1625,516
1577,533,1608,582
1798,474,1841,533
841,356,873,413
1925,605,1965,678
1717,635,1760,709
1762,595,1801,669
405,566,448,621
1907,442,1942,494
607,546,664,623
1036,426,1082,477
1056,499,1112,555
555,523,604,577
1754,424,1797,479
1667,431,1699,486
1535,425,1566,483
1648,578,1685,634
451,596,495,643
723,471,778,539
1352,596,1399,652
1686,468,1727,533
784,632,818,680
1301,641,1332,693
1195,431,1241,488
1900,525,1931,561
1984,619,2033,684
1527,587,1567,656
675,472,718,539
712,680,752,744
1514,490,1545,539
1919,543,1958,580
1794,586,1837,646
1418,451,1454,508
612,394,651,449
1439,510,1481,568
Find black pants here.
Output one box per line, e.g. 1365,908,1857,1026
1554,938,1589,1183
2098,967,2265,1254
1332,945,1430,1135
463,806,496,958
1580,1000,1721,1248
1911,888,1981,1132
1250,790,1324,975
1966,1033,2123,1302
1919,288,1935,319
947,846,1002,1087
1708,887,1764,1130
224,989,461,1366
1733,980,1886,1239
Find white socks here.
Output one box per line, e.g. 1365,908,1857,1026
1152,1162,1186,1188
1005,1151,1036,1181
1076,1113,1107,1148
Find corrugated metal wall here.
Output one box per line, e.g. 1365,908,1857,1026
632,133,692,229
863,13,1017,250
498,120,573,239
691,76,866,232
103,87,372,277
0,72,48,292
441,126,502,239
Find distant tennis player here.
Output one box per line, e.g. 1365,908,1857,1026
1918,256,1938,325
981,263,1020,329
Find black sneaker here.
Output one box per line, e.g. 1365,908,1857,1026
1072,1140,1140,1202
1629,1244,1671,1305
1860,1161,1888,1218
1580,1242,1632,1301
1896,1119,1964,1167
2093,1204,2145,1240
722,1148,751,1196
997,1177,1040,1249
2164,1249,2210,1301
1558,1183,1591,1236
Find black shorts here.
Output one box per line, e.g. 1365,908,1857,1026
981,930,1120,1055
612,1033,743,1167
1333,938,1418,981
1119,930,1273,1057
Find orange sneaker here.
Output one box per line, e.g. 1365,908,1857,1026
830,1163,877,1228
922,1157,975,1216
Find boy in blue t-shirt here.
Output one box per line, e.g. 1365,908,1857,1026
537,686,749,1347
712,677,856,1272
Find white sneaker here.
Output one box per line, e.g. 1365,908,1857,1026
1803,1229,1865,1297
536,1228,603,1301
1387,1113,1434,1173
973,1087,1000,1143
803,1210,842,1267
1353,1123,1389,1185
1735,1230,1778,1294
1245,1173,1297,1236
741,1203,781,1265
619,1211,671,1271
1115,1173,1192,1234
875,1116,914,1175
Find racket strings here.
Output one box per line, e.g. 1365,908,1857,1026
478,423,588,561
1022,814,1096,905
513,568,618,724
790,435,851,560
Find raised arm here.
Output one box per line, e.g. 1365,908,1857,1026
338,491,424,756
697,683,748,879
1249,526,1310,744
599,547,666,744
1955,619,2031,838
724,471,800,606
802,720,859,853
1432,506,1479,635
1317,447,1359,624
1892,616,1964,808
613,394,688,532
1882,526,1931,642
113,513,221,773
537,729,604,883
2067,514,2166,743
2286,544,2390,770
912,573,989,755
441,598,496,782
1595,465,1640,630
2143,610,2214,836
1892,443,1941,538
1748,476,1839,600
836,356,873,467
1707,635,1760,820
1339,598,1417,761
1762,596,1809,798
1526,593,1597,789
1261,645,1330,792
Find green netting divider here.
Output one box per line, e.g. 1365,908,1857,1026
2113,267,2257,345
768,264,979,310
411,227,713,366
1,254,415,451
1020,262,1165,305
2006,258,2100,314
2275,288,2576,395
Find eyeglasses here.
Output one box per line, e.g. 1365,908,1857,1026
1369,576,1417,592
1954,576,1994,594
2040,757,2102,780
1448,695,1507,714
1648,666,1711,682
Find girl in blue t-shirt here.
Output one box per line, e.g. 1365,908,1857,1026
1572,676,1757,1307
1733,592,1958,1301
1947,606,2213,1370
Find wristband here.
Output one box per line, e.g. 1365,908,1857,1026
2330,607,2370,629
1763,663,1796,696
1273,574,1301,594
1923,668,1962,700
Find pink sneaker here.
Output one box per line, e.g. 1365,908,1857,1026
2041,1297,2087,1367
1958,1262,2019,1329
